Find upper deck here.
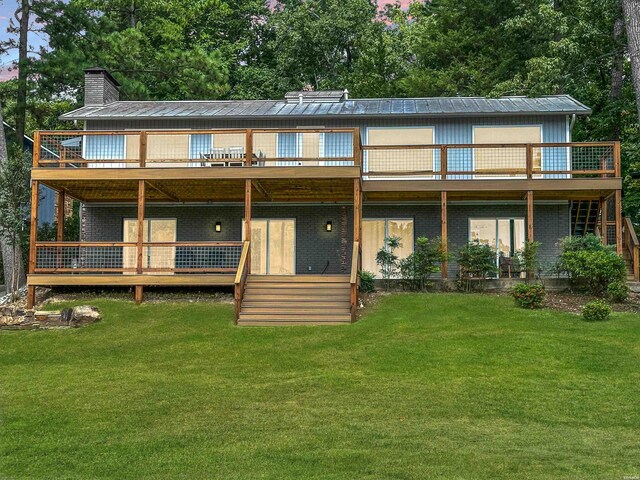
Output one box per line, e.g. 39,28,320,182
31,128,621,202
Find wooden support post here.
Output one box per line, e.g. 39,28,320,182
244,179,252,271
440,146,447,180
354,179,362,243
527,191,534,242
614,141,621,177
27,180,40,308
245,129,253,167
441,191,448,279
32,131,40,168
136,180,145,304
135,285,143,304
56,190,65,242
353,128,361,170
615,189,623,255
139,131,147,168
600,196,607,245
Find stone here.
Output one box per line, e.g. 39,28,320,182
70,306,101,327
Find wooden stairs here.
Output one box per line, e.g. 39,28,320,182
237,275,353,326
571,200,600,237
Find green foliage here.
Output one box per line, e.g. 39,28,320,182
582,299,612,322
512,283,546,309
359,270,376,294
606,281,630,303
37,201,81,242
513,241,541,280
557,235,626,295
457,241,498,279
399,236,447,291
376,235,400,289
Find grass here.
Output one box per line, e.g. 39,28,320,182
1,293,639,479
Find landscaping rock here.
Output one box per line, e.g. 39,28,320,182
70,306,101,327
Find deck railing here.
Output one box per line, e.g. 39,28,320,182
33,130,620,180
34,128,361,169
361,142,619,179
33,241,243,274
234,241,251,322
623,217,639,282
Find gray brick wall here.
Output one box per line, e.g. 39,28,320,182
83,201,569,275
85,71,119,106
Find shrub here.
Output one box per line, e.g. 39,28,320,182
512,241,541,280
582,300,612,322
399,236,447,290
359,271,376,293
457,241,498,279
512,283,546,309
557,235,626,296
376,236,401,289
606,281,629,303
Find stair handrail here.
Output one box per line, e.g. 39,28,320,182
350,241,360,321
623,217,639,282
234,241,251,322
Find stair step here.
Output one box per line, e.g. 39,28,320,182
241,301,351,308
240,308,351,315
238,314,351,322
238,320,351,326
244,289,349,296
246,282,350,289
248,275,349,283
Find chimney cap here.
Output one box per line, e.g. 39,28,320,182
84,67,121,87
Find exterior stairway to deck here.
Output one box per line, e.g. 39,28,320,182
237,275,352,326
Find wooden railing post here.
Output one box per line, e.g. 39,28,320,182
32,131,40,168
440,145,447,180
634,244,639,282
615,189,623,255
139,131,147,168
245,129,253,167
441,191,448,279
526,144,533,179
353,128,361,170
614,141,621,177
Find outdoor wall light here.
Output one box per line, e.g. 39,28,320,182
215,221,222,233
326,221,333,232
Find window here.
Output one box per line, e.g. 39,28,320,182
469,217,525,259
473,125,542,177
276,132,301,166
362,219,414,278
84,135,126,168
321,132,354,166
365,127,434,176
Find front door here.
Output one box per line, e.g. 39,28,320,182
123,219,177,273
243,219,295,275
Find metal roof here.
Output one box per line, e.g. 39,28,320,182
60,95,591,121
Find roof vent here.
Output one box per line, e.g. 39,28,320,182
284,90,348,104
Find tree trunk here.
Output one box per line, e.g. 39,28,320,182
610,15,625,139
15,0,30,144
0,106,26,293
623,0,640,118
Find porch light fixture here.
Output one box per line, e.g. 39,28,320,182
326,221,332,232
215,221,222,233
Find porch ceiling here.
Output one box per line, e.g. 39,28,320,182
40,177,357,203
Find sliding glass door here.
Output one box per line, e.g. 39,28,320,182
469,217,525,260
243,219,296,275
362,219,414,278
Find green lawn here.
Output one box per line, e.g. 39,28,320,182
1,293,639,479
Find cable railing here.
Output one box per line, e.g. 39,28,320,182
33,241,243,274
34,128,361,169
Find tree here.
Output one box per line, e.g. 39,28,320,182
0,107,29,295
622,0,640,118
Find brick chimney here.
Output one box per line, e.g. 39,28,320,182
84,67,120,106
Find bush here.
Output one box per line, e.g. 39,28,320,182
376,236,400,289
557,235,626,296
359,271,376,293
606,281,629,303
512,241,541,280
582,300,612,322
457,241,498,279
512,283,546,309
399,236,447,290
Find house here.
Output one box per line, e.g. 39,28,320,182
26,67,635,324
